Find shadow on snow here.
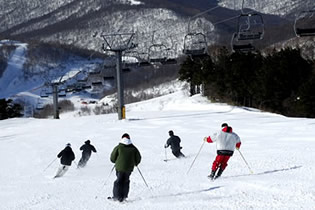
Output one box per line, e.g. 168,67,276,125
223,165,302,179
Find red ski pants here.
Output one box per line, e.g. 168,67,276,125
212,155,231,171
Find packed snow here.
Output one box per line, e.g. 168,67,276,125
1,89,315,210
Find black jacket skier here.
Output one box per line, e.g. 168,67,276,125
165,130,185,158
57,144,75,166
77,140,97,168
55,143,75,178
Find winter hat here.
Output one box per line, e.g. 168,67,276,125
168,130,174,136
120,133,132,145
66,143,71,147
85,140,90,144
122,133,130,139
221,123,228,128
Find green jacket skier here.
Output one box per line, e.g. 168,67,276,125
109,133,141,202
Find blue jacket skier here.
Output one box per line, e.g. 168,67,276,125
165,130,185,158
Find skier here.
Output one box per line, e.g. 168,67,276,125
55,143,75,178
77,140,97,168
204,123,241,180
109,133,141,202
164,130,185,158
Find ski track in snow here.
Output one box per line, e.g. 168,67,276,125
1,93,315,209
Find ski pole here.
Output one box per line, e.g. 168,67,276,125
95,165,115,199
164,147,168,162
136,166,149,188
187,140,205,174
43,157,58,172
237,149,253,174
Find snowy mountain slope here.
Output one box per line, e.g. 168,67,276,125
0,0,216,56
219,0,312,17
1,0,295,55
0,88,314,209
0,41,104,100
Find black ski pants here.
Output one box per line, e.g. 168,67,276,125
78,153,91,167
113,170,131,200
172,150,185,158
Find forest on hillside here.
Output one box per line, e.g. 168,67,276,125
179,47,315,118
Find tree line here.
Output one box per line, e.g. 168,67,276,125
179,47,315,118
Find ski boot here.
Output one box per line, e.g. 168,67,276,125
214,168,224,179
207,170,216,180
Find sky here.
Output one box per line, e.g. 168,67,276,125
1,88,315,210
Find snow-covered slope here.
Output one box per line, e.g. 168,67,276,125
0,88,314,209
219,0,309,16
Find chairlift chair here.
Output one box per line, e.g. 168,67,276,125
40,89,49,98
91,81,103,86
162,58,177,65
162,48,177,65
183,32,208,56
133,52,151,66
88,70,101,76
58,90,67,97
148,44,168,64
294,10,315,37
104,76,115,81
77,78,88,83
235,13,264,41
123,51,139,67
139,60,151,66
82,85,92,90
231,33,255,53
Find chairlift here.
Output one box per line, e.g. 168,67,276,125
162,48,177,65
123,51,139,67
138,55,151,66
58,90,67,97
91,81,103,86
88,70,101,76
66,85,74,93
148,44,168,64
139,60,151,66
294,10,315,37
235,13,264,41
59,86,66,92
82,85,92,89
40,89,49,98
183,32,208,56
231,33,255,53
104,76,115,81
74,86,83,92
162,58,177,65
77,78,88,83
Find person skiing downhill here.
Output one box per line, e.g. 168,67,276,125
77,140,97,168
204,123,241,180
109,133,141,202
55,143,75,178
164,130,185,158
